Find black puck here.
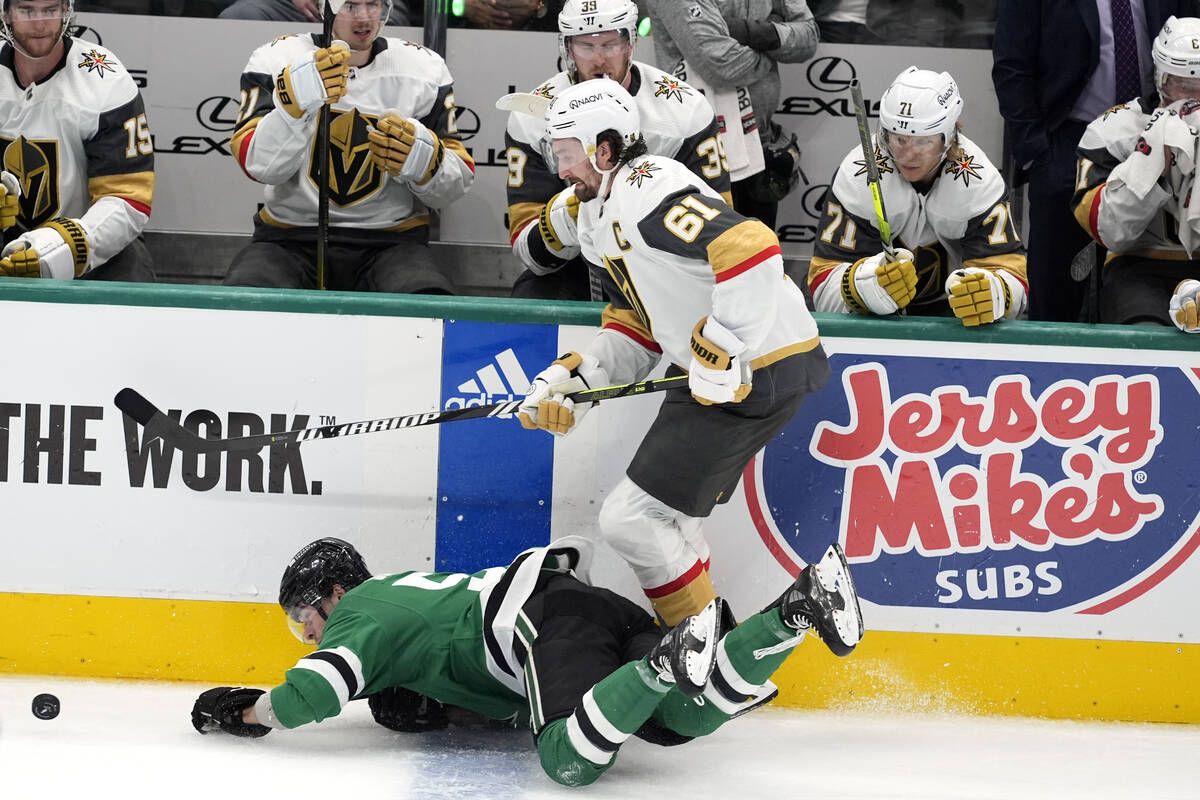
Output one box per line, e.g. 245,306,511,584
32,693,60,720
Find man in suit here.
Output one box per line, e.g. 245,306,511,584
992,0,1200,322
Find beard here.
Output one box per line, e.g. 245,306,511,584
571,178,599,202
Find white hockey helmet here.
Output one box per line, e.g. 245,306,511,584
878,66,963,154
558,0,639,82
1153,16,1200,93
545,77,641,171
1,0,74,52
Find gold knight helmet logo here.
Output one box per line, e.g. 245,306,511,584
1,136,60,227
307,108,381,207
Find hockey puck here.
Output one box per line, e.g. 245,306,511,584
32,693,60,720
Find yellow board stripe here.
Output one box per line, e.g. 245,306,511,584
6,592,1198,723
2,592,308,685
772,629,1199,723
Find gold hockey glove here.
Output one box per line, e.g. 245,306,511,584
0,218,89,279
841,248,917,315
945,267,1012,327
1170,278,1200,332
0,171,20,231
274,41,351,120
688,317,752,405
518,351,609,436
367,113,444,184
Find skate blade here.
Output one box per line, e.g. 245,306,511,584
682,598,722,692
812,544,865,648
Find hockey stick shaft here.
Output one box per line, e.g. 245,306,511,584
315,2,335,290
849,80,895,260
114,374,689,455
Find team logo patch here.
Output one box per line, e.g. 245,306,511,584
652,76,691,103
533,83,554,99
625,160,660,187
853,146,893,177
307,108,383,206
944,153,984,186
0,135,60,227
77,49,117,77
1102,103,1128,122
402,40,429,52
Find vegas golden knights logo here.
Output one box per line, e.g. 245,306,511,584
308,108,381,207
1,135,60,227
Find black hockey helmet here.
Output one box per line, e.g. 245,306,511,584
278,537,371,623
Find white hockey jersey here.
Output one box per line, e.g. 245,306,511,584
1073,96,1188,257
576,155,818,384
809,133,1027,316
232,34,473,241
505,62,731,271
0,38,153,271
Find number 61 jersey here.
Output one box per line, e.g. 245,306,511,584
0,38,153,266
577,154,819,383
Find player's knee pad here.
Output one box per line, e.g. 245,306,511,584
598,477,687,562
535,714,613,787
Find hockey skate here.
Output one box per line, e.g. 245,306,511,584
646,597,724,698
778,543,864,657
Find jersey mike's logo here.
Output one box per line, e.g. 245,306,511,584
1,135,60,227
746,354,1200,614
307,108,381,206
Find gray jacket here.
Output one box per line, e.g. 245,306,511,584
646,0,818,135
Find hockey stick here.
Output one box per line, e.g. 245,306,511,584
114,374,688,455
849,80,895,260
315,0,346,290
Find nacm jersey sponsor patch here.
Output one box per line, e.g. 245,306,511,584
746,354,1200,613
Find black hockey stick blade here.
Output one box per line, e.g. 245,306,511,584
113,374,688,455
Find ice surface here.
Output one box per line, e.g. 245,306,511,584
1,675,1197,799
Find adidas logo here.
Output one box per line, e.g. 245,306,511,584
443,348,532,417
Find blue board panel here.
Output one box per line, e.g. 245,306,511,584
435,320,558,573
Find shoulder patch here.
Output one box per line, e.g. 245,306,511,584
76,49,118,77
1101,102,1130,122
402,40,430,53
652,76,692,103
943,152,985,187
533,82,555,99
268,33,302,46
626,160,661,187
854,145,893,177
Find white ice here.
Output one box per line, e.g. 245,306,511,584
1,674,1196,800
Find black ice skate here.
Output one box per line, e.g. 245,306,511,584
646,598,724,698
779,543,864,657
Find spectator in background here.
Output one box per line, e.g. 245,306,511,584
993,0,1198,322
223,0,473,292
1071,15,1200,332
809,67,1028,327
450,0,563,30
808,0,877,43
219,0,413,23
503,0,730,301
0,0,156,282
646,0,817,230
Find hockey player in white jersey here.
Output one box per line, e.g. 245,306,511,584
0,0,155,281
504,0,732,301
225,0,474,293
516,79,829,627
1072,15,1200,332
809,67,1028,326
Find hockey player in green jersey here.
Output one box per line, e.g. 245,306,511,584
191,536,863,787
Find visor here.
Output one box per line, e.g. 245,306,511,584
284,602,321,644
337,0,390,22
551,137,590,171
5,3,69,21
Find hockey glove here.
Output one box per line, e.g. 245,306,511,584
191,687,271,737
368,686,450,732
274,41,351,120
518,351,609,436
0,171,20,230
538,187,581,252
841,248,917,315
946,267,1012,327
0,218,89,279
367,113,444,185
1170,278,1200,332
688,317,752,406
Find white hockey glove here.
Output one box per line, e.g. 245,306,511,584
945,267,1012,327
0,171,20,231
841,248,917,315
274,41,350,120
688,317,752,406
1169,279,1200,332
538,187,580,252
0,218,89,279
367,113,444,185
518,351,610,436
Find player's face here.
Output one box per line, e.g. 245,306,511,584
333,0,387,51
568,30,633,86
1161,74,1200,105
884,131,945,183
285,594,340,645
553,137,603,200
5,0,68,59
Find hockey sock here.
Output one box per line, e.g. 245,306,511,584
535,661,670,787
715,604,805,685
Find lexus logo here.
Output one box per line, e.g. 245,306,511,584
195,96,241,132
801,183,830,219
806,57,857,93
451,106,480,142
